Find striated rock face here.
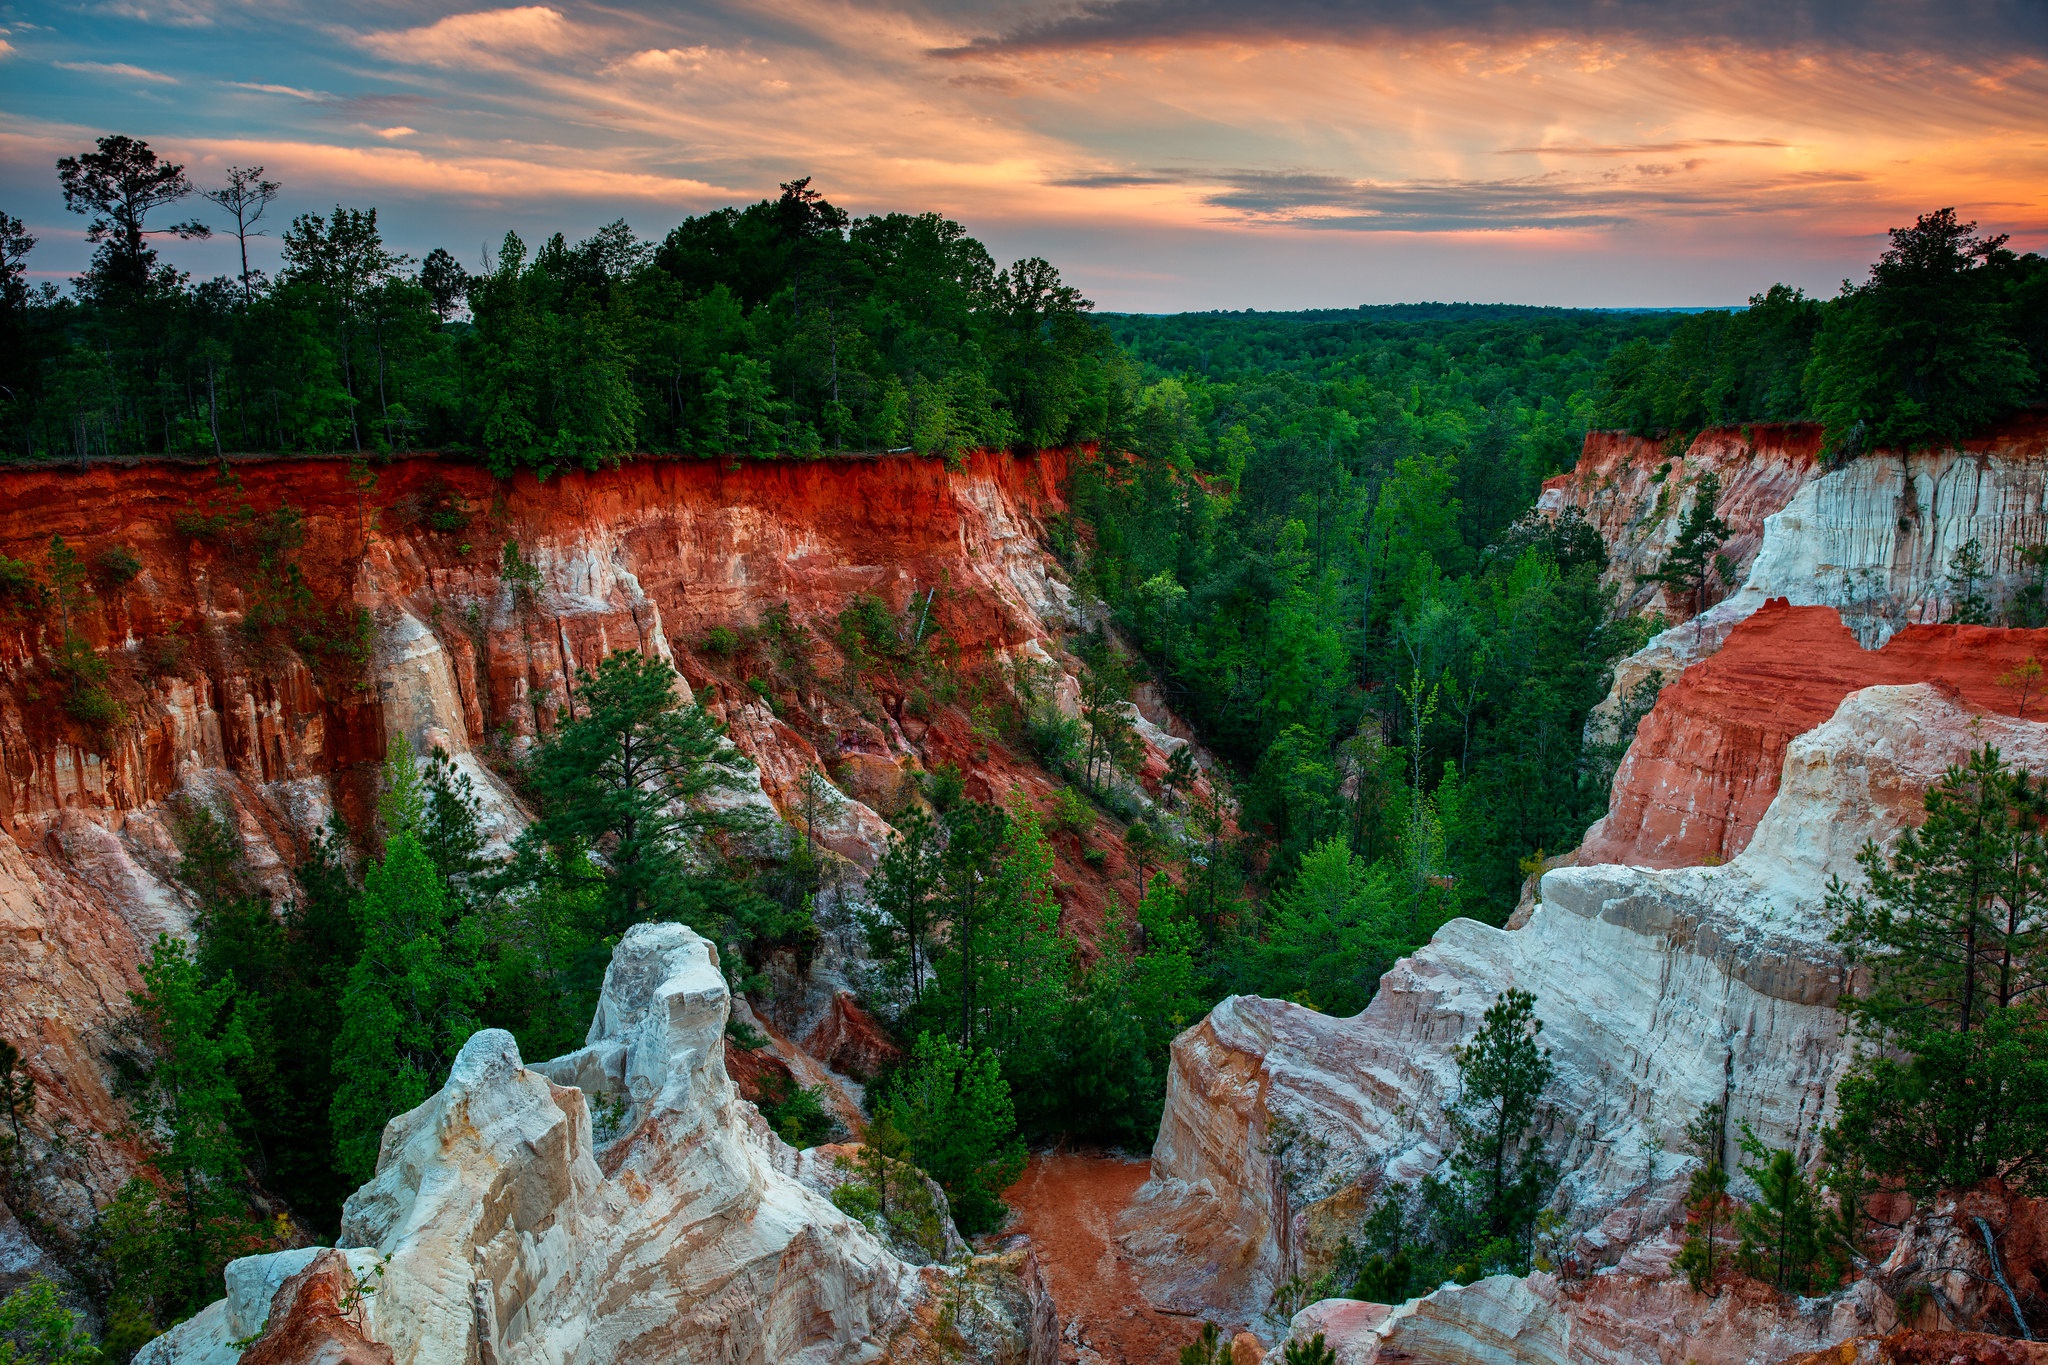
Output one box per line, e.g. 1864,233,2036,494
1122,684,2048,1338
1538,425,1822,623
143,922,933,1365
1263,1270,1897,1365
1561,413,2048,739
0,449,1195,1248
1580,602,2048,868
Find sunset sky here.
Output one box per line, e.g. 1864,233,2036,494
3,0,2045,309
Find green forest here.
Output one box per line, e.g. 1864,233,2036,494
3,135,2048,1358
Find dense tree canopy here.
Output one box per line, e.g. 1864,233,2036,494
3,145,1123,471
1596,210,2048,451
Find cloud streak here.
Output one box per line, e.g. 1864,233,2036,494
1,0,2044,306
936,0,2048,58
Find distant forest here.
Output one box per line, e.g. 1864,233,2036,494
0,138,1121,472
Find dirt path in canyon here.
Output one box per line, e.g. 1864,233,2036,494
999,1150,1199,1365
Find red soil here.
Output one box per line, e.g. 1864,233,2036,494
1583,599,2048,868
1001,1151,1197,1365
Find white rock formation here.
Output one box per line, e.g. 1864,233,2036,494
1262,1271,1894,1365
1123,684,2048,1330
1595,447,2048,734
147,922,924,1364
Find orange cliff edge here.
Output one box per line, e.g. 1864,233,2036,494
1582,598,2048,869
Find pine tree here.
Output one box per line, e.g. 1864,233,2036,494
861,808,943,1013
1637,471,1732,638
1424,988,1558,1280
1733,1124,1833,1294
330,737,488,1182
1674,1100,1733,1293
1946,537,1992,624
1827,745,2048,1193
99,936,264,1336
526,649,758,935
886,1032,1026,1236
1283,1334,1338,1365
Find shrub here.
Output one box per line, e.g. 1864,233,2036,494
701,625,740,656
92,544,144,589
1046,786,1094,835
170,505,229,540
141,626,188,678
921,764,965,812
0,556,44,614
755,1074,837,1148
1082,847,1108,868
64,683,126,733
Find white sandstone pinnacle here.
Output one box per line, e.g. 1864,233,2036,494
144,922,923,1365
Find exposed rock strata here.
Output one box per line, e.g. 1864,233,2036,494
141,922,963,1364
0,449,1194,1248
1122,685,2048,1343
1581,603,2048,867
1555,413,2048,738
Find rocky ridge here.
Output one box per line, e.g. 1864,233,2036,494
137,921,1054,1364
1536,413,2048,737
1121,683,2048,1357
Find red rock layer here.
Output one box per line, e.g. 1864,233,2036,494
0,448,1072,829
2,447,1209,1238
1539,425,1821,621
239,1251,393,1365
1581,599,2048,868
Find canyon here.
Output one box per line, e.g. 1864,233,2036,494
1119,419,2048,1363
5,417,2048,1365
0,447,1186,1297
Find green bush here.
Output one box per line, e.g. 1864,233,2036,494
700,625,740,656
1046,786,1094,835
92,544,143,589
0,556,44,614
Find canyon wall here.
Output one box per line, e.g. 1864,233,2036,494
1541,413,2048,741
0,448,1186,1255
1122,684,2048,1337
1580,603,2048,867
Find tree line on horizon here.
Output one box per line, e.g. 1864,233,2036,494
0,136,1122,473
1594,210,2048,455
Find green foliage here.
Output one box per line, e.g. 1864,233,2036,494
7,159,1124,467
1637,471,1731,627
1235,837,1403,1016
1674,1100,1733,1294
1350,991,1557,1288
1826,745,2048,1194
1177,1323,1231,1365
831,1109,950,1260
1945,537,1991,625
1599,210,2048,451
0,1279,102,1365
0,558,43,615
1808,210,2038,452
523,649,762,937
97,936,266,1337
1045,786,1094,835
90,545,142,590
1283,1334,1338,1365
754,1073,837,1148
329,737,488,1183
1732,1125,1836,1295
884,1032,1026,1236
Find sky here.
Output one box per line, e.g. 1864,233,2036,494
2,0,2046,310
